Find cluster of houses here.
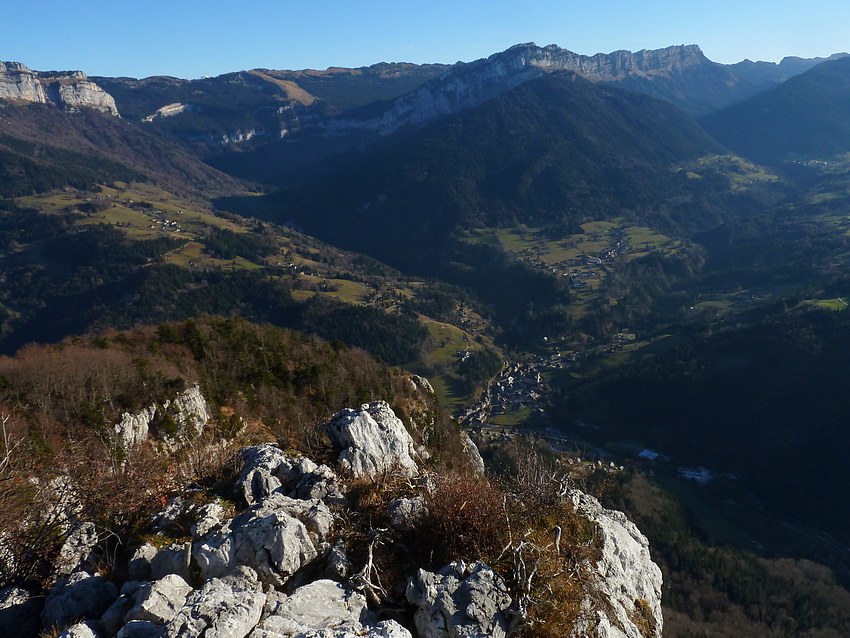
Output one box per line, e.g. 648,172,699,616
458,360,550,426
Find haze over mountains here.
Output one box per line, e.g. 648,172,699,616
4,40,850,637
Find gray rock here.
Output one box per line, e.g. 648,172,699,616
193,496,316,587
190,501,228,539
325,401,419,479
235,446,344,507
100,591,136,635
0,586,43,638
323,540,352,581
458,431,486,477
164,566,265,638
388,496,428,532
251,579,366,636
55,522,100,578
127,544,157,581
264,493,334,542
114,384,209,452
57,621,100,638
42,571,119,633
116,620,165,638
151,542,192,581
406,562,512,638
126,574,193,625
568,490,663,638
408,375,434,395
0,61,118,115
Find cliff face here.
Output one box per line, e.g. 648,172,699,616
322,42,723,135
0,62,118,115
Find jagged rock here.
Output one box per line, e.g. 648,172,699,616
568,490,663,638
164,566,265,638
388,496,428,532
42,571,119,632
324,540,352,581
55,522,100,578
151,541,192,582
116,620,165,638
250,579,366,636
0,586,43,638
100,590,137,636
235,445,344,507
458,432,486,477
193,495,316,587
126,574,193,625
265,493,334,542
406,562,512,638
114,405,156,451
114,384,209,451
324,401,419,479
128,544,157,581
408,374,434,395
191,501,228,539
57,621,100,638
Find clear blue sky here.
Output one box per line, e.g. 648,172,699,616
4,1,848,79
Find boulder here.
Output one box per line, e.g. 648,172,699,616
388,496,428,532
150,541,192,582
193,496,316,587
323,540,352,581
324,401,419,479
458,431,486,477
235,445,344,507
164,567,265,638
57,622,100,638
249,579,366,636
567,490,663,638
100,590,137,636
42,571,119,632
0,586,43,638
125,574,193,625
191,501,229,539
406,562,512,638
127,543,157,581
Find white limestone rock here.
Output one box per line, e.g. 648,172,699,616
54,522,100,578
116,621,165,638
250,579,366,636
126,573,193,625
114,384,209,451
42,571,118,632
128,543,158,581
324,401,419,479
235,445,344,507
568,489,663,638
150,541,192,582
193,496,316,587
57,622,100,638
164,567,265,638
406,561,512,638
0,61,118,114
458,431,486,476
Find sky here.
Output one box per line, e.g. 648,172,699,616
3,1,849,79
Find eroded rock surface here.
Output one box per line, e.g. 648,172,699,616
325,401,419,479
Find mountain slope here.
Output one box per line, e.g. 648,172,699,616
0,105,245,198
701,56,850,163
281,72,724,248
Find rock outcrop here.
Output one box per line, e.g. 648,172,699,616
407,561,513,638
114,383,210,451
1,61,118,114
568,490,663,638
325,401,419,479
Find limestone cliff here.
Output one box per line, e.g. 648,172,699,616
0,62,118,115
322,42,736,135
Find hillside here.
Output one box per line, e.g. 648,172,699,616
0,105,246,199
701,56,850,163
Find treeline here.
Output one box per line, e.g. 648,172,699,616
604,473,850,637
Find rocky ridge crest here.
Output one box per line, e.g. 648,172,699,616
0,61,118,115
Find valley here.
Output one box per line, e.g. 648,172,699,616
3,40,850,637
